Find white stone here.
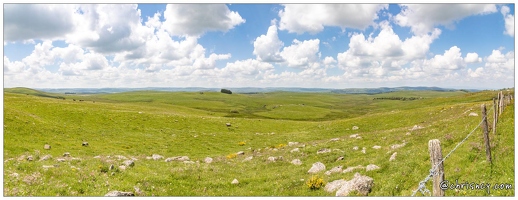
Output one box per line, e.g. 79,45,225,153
389,152,397,162
231,179,239,185
204,157,213,164
290,148,300,153
291,159,302,165
366,164,380,171
308,162,326,174
372,146,381,149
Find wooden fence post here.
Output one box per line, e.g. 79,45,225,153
499,91,504,115
428,139,445,196
493,98,497,134
481,104,492,164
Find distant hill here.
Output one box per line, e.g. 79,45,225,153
4,87,66,98
7,86,481,95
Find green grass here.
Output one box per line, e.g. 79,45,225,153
3,88,514,196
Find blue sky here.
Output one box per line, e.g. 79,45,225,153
3,4,515,89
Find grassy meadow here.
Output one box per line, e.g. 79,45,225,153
2,87,515,196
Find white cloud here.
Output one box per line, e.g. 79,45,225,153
486,49,509,63
464,52,482,63
467,67,484,78
280,39,320,68
162,4,245,37
4,4,76,42
66,4,145,54
219,59,275,78
253,21,284,62
394,4,497,35
4,56,26,75
21,40,56,68
421,46,466,72
278,4,388,34
193,53,231,69
337,22,441,76
501,6,514,37
323,56,336,65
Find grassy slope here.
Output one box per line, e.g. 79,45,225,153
3,89,514,196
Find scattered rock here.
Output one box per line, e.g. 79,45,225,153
372,146,381,149
243,156,253,162
317,148,331,154
325,179,347,193
123,160,135,167
152,154,163,160
56,158,66,162
308,162,326,174
468,112,479,117
389,152,397,162
361,147,366,154
336,156,344,161
183,161,195,164
366,164,380,171
165,156,190,162
82,142,89,147
342,165,364,173
10,173,19,178
26,156,33,161
335,173,374,196
350,134,359,138
42,165,55,169
109,164,114,170
406,132,411,136
63,152,70,157
352,126,359,130
288,142,299,146
231,179,239,185
290,148,300,153
204,157,213,164
356,136,362,140
330,138,340,142
44,144,51,150
93,156,101,159
390,142,406,150
268,156,283,162
352,146,359,151
409,125,424,131
118,165,127,171
236,151,245,155
225,123,231,127
39,155,52,161
105,191,135,196
291,159,302,165
325,166,343,175
115,155,128,160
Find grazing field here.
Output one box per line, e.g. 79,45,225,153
3,87,514,196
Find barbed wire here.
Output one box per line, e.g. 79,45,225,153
411,105,494,196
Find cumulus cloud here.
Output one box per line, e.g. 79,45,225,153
66,4,146,54
253,21,284,62
280,39,320,68
421,46,466,72
4,4,76,42
501,6,514,37
394,4,497,35
464,52,482,63
278,4,388,34
162,4,245,37
337,22,441,76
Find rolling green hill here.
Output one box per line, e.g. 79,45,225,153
3,88,514,196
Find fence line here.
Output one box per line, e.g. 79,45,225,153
411,105,494,196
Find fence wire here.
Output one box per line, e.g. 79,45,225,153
411,105,494,196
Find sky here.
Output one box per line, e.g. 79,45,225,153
2,3,515,89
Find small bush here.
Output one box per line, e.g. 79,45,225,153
306,175,325,190
221,89,232,94
238,141,246,146
226,153,237,159
98,165,109,173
